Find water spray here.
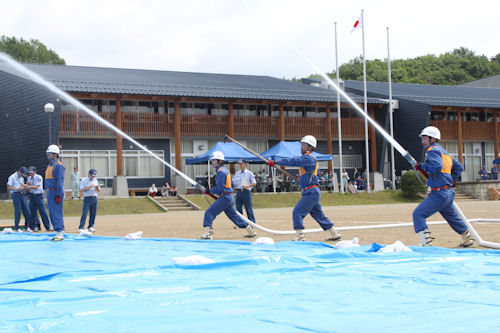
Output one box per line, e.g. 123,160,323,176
266,21,500,248
0,52,197,188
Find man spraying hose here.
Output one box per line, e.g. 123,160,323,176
413,126,474,247
200,151,257,240
270,135,341,242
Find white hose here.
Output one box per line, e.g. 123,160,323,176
240,211,500,248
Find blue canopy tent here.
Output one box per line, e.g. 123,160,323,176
260,141,333,161
185,142,258,164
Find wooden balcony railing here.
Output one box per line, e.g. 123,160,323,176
181,114,228,136
429,120,458,139
234,115,278,137
60,110,367,139
122,112,171,136
430,120,496,140
59,110,116,136
332,118,367,139
59,110,171,137
285,117,326,138
462,122,494,140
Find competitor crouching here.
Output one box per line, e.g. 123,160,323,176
200,151,256,240
271,135,341,242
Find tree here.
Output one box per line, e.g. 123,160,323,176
301,47,500,86
0,35,66,65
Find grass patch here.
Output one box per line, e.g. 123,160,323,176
0,198,163,220
185,190,422,210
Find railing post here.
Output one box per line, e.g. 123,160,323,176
494,110,499,159
326,105,333,172
174,100,182,171
228,102,236,174
115,97,123,176
370,106,377,172
457,109,463,164
279,104,285,141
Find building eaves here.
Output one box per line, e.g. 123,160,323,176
345,80,500,109
21,64,386,104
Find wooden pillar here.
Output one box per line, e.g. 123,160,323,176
370,106,377,172
228,101,235,174
279,104,285,141
326,105,333,172
174,100,182,171
494,110,499,159
457,110,463,164
115,97,123,176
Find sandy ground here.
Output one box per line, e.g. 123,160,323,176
4,200,497,249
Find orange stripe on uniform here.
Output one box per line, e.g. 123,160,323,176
45,166,53,179
225,174,232,188
428,146,452,174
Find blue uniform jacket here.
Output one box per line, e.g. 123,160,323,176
209,166,233,196
45,159,65,197
421,143,463,188
278,152,319,189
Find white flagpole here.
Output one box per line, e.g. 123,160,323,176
335,22,344,193
387,27,396,190
361,9,371,192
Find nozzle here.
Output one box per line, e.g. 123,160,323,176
223,134,230,142
403,151,417,167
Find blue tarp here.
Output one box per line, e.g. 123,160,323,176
1,233,500,332
186,142,258,164
260,141,333,161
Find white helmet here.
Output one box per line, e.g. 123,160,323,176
46,144,60,154
420,126,441,140
300,135,317,148
210,151,224,161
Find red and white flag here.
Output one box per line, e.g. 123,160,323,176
351,15,362,33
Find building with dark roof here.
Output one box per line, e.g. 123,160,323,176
1,63,390,195
459,74,500,88
2,61,498,196
345,80,500,180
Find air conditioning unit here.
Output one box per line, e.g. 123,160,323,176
473,143,481,155
193,140,208,155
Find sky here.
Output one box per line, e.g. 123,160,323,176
1,0,499,80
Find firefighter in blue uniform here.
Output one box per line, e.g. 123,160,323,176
45,145,66,241
6,166,31,232
413,126,474,247
272,135,341,241
27,166,51,231
200,151,257,239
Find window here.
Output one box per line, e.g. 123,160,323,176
122,101,136,113
61,150,165,189
430,111,445,121
138,101,151,113
234,104,256,116
486,113,493,122
446,111,457,121
180,102,194,115
464,112,480,122
209,103,228,116
193,103,207,115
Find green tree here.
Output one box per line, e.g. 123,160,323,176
299,47,500,86
0,35,66,65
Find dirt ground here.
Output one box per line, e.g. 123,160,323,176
29,200,500,249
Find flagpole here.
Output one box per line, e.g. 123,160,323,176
335,22,344,193
361,9,371,192
387,27,396,190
